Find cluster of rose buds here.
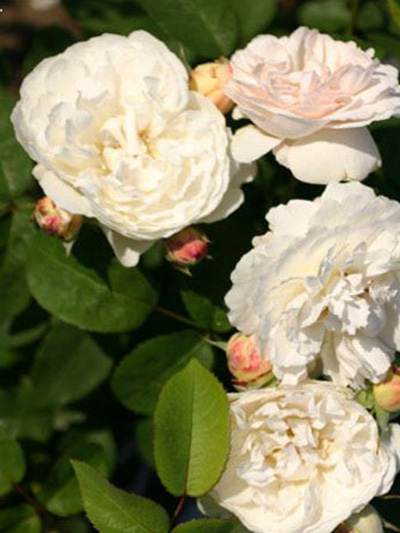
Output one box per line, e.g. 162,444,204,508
373,364,400,412
164,227,209,272
334,506,383,533
226,332,273,388
33,197,82,241
189,58,234,114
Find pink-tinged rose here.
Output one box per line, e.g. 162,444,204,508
165,227,209,268
226,27,400,184
190,59,234,114
33,197,82,241
374,366,400,412
335,505,383,533
227,333,273,387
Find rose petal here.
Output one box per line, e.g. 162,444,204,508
274,127,381,184
101,226,154,267
231,125,281,163
33,165,93,216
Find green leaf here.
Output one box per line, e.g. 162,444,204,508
386,0,400,29
154,359,230,497
113,330,214,408
27,231,158,333
72,460,170,533
0,437,26,496
356,2,385,31
0,505,41,533
136,418,155,468
32,323,111,408
230,0,276,43
172,519,247,533
0,387,53,443
298,0,351,32
112,331,214,415
138,0,238,57
0,347,20,368
0,140,33,203
0,210,35,322
37,433,114,517
181,290,232,333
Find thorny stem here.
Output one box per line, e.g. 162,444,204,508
155,306,198,328
11,480,47,516
172,495,187,524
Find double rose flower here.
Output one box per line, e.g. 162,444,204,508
11,25,400,533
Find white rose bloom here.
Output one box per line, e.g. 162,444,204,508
12,31,253,266
200,383,400,533
226,182,400,388
226,27,400,184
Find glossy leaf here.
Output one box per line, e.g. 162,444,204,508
0,437,26,496
231,0,276,43
139,0,237,57
32,323,111,408
37,432,115,517
154,359,230,497
27,231,158,333
112,330,214,414
0,505,41,533
181,290,232,333
73,461,170,533
0,210,35,321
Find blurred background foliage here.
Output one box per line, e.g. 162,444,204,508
0,0,400,531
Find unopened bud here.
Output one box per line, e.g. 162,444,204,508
335,505,383,533
33,197,82,241
373,365,400,412
189,59,234,114
165,227,209,269
226,333,273,388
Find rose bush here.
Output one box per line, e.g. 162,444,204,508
226,182,400,388
227,27,400,184
200,382,400,533
12,31,253,266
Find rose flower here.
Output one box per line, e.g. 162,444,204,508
226,27,400,184
226,182,400,388
200,383,400,533
12,31,253,266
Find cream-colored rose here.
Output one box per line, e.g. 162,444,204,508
226,27,400,184
226,182,400,389
12,31,253,266
200,383,400,533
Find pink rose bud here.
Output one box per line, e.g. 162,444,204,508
226,333,273,387
165,227,209,269
334,505,383,533
373,365,400,412
33,197,83,242
189,58,234,114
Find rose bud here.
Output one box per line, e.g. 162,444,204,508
33,197,83,241
189,59,234,114
165,227,209,270
227,333,273,388
373,365,400,412
335,505,383,533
